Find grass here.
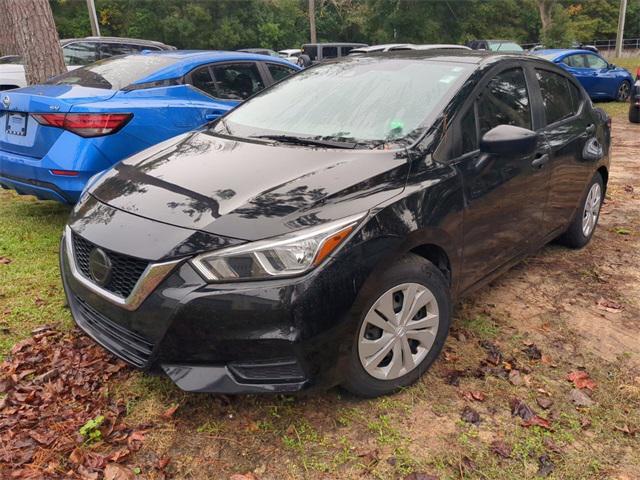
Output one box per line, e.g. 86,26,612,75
0,190,71,357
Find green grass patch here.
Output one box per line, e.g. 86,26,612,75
0,191,71,358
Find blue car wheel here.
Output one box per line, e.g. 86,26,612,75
616,80,631,102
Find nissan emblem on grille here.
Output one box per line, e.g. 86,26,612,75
88,248,112,287
2,96,10,109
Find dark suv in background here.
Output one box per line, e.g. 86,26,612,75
297,42,367,67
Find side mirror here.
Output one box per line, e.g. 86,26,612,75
480,124,538,156
607,63,616,70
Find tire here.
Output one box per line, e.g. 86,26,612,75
616,80,631,102
342,253,451,398
297,54,311,68
630,105,640,124
558,172,604,249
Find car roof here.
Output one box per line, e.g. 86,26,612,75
302,42,368,47
128,50,300,84
533,48,599,59
60,36,174,49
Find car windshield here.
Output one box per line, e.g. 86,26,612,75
489,42,523,52
44,55,179,90
215,58,472,148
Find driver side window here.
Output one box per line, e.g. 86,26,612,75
477,68,531,137
585,54,607,69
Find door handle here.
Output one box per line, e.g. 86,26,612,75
531,153,550,169
585,124,596,135
205,110,225,120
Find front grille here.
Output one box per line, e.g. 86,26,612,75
72,232,149,298
74,296,154,368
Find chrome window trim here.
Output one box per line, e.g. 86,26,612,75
64,226,182,311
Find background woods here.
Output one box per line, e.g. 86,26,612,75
50,0,640,50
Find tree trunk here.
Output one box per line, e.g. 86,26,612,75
309,0,317,43
9,0,66,85
537,0,554,34
0,0,20,55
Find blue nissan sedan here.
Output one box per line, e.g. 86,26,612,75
0,51,299,203
535,49,634,102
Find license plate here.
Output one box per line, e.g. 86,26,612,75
6,112,27,136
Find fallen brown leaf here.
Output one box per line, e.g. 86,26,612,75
522,415,552,430
567,371,597,390
104,463,135,480
490,439,511,459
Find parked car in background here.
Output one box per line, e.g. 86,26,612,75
630,80,640,123
297,42,367,67
0,55,22,65
467,39,523,52
534,49,634,101
347,44,411,55
278,49,302,62
60,50,609,397
0,36,175,91
388,44,471,51
0,51,299,203
237,48,280,57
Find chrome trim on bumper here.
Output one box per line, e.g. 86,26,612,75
64,225,182,311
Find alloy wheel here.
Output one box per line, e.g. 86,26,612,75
582,182,602,237
358,282,440,380
618,82,631,101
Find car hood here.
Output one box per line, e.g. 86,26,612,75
89,130,410,241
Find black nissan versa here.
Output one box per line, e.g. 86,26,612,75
60,50,610,397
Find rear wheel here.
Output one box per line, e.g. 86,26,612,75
342,254,451,397
616,80,631,102
558,172,604,248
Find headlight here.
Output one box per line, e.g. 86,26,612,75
191,213,366,282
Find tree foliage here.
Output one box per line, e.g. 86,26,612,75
50,0,640,50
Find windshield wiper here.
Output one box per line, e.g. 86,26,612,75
250,134,356,149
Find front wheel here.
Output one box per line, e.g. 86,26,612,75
342,254,451,397
558,172,604,248
616,80,631,102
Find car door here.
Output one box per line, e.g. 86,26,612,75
533,67,594,232
561,54,598,95
188,62,268,123
583,53,614,97
452,65,551,289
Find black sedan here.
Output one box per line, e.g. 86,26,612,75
60,50,610,397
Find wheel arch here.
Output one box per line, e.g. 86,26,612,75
597,165,608,195
410,243,452,287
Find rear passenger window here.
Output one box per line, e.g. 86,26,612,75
477,68,531,136
536,69,574,125
63,42,98,66
190,66,218,97
267,63,296,82
211,63,265,100
322,47,338,59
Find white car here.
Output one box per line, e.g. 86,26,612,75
0,36,174,91
278,49,302,63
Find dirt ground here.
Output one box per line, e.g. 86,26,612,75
1,115,639,480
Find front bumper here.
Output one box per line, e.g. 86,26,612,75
60,221,380,393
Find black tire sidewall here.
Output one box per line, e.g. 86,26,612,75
342,254,451,397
